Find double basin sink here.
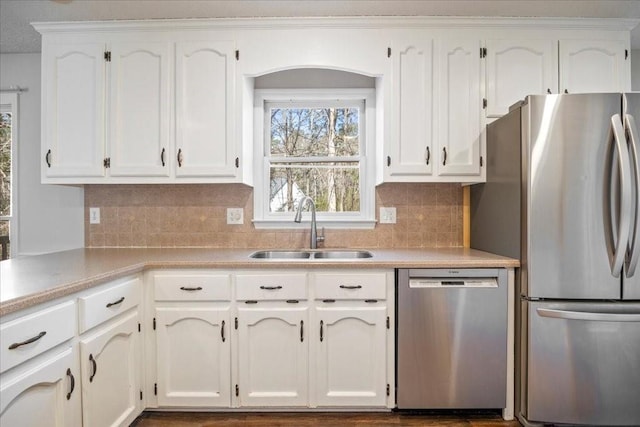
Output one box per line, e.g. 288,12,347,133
250,250,373,260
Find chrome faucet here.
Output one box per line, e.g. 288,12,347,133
294,196,325,249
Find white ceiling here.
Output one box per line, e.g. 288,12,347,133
1,0,639,53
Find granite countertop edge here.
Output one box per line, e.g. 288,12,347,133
0,247,519,317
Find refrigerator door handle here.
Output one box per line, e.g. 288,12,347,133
608,114,633,278
537,308,640,322
624,114,640,277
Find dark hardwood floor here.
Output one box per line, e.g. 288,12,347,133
132,411,522,427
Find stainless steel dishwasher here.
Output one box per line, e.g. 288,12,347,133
397,268,507,409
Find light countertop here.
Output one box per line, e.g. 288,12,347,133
0,247,518,316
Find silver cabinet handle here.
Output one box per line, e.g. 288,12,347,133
537,308,640,322
624,114,640,277
425,146,430,165
608,114,633,277
442,147,447,166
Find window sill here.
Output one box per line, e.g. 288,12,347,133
252,219,377,230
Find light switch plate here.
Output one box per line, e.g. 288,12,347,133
227,208,244,225
380,207,396,224
89,207,101,224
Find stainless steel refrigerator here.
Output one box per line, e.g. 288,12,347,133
471,93,640,426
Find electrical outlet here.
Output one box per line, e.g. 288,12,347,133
89,207,101,224
379,207,396,224
227,208,244,225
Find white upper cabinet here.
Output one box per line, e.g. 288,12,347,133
437,39,482,177
175,41,237,179
108,42,171,177
559,39,629,93
485,40,558,117
386,40,435,180
42,42,106,179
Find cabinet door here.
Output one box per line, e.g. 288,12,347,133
155,307,231,407
237,307,308,406
175,41,237,178
108,42,170,177
42,42,106,179
560,40,629,93
437,39,481,176
0,347,81,427
80,310,141,427
387,40,434,179
486,40,557,117
315,307,387,407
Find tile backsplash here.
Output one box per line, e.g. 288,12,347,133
84,183,463,249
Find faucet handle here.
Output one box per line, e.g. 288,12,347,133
317,227,325,245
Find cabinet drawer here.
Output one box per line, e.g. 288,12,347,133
235,273,307,301
154,273,231,301
78,276,141,333
0,301,75,373
313,273,387,300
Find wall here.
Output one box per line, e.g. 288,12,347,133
0,53,84,255
84,183,463,249
633,49,640,90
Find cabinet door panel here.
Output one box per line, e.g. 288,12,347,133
80,311,141,427
560,40,628,93
315,307,387,407
237,307,308,406
176,41,236,178
438,39,481,176
486,40,557,117
156,307,230,407
42,43,106,178
387,40,434,178
109,42,170,177
0,347,81,427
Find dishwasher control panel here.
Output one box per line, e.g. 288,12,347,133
409,278,497,288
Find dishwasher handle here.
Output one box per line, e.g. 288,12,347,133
409,278,498,288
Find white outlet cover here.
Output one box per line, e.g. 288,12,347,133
379,207,396,224
89,207,101,224
227,208,244,225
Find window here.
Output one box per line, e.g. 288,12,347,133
0,93,17,259
253,89,376,228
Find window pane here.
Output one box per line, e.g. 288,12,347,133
0,112,11,217
269,163,360,213
0,221,9,260
270,107,359,157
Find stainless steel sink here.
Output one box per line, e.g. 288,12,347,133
249,250,311,259
312,250,373,259
249,250,373,260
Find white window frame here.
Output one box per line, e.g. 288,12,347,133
0,92,19,257
253,89,376,229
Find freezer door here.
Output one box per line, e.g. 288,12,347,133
524,300,640,425
623,92,640,300
525,94,625,299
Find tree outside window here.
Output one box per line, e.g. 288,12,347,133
1,93,16,259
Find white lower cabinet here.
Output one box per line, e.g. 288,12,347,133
314,307,388,407
80,310,142,427
155,307,231,407
237,307,309,407
0,346,81,427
